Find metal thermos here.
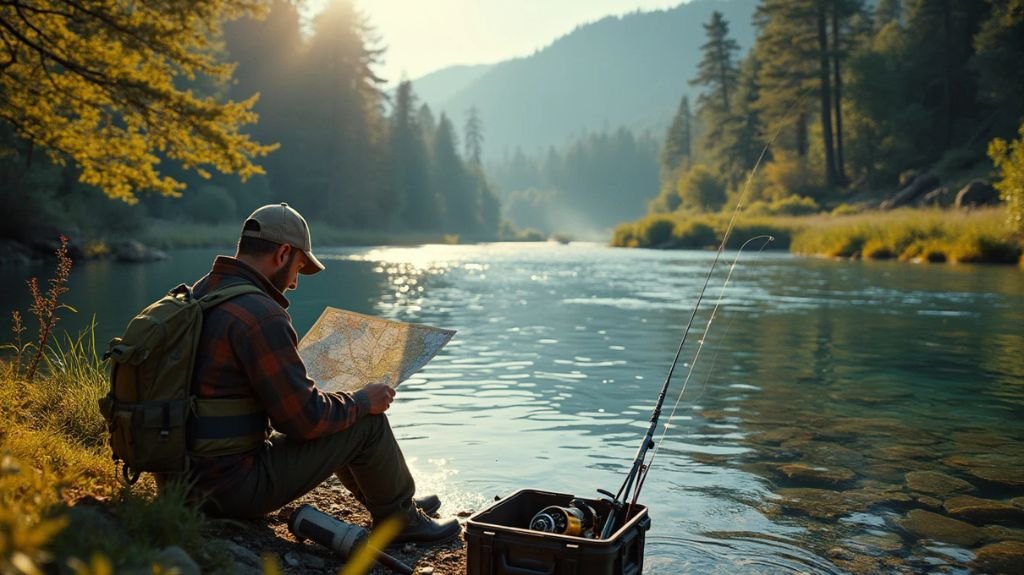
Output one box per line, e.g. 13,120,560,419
288,504,413,575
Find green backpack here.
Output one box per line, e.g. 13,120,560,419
99,283,268,484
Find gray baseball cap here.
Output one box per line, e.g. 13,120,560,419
241,203,325,275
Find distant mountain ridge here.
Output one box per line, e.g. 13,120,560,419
412,0,758,160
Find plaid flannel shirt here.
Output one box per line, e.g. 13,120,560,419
188,256,370,496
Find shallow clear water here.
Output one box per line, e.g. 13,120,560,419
4,242,1023,573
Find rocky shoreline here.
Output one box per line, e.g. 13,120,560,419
66,476,469,574
0,236,167,266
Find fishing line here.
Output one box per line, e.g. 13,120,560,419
631,235,774,511
599,95,809,538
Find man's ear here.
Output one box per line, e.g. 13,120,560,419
273,243,292,267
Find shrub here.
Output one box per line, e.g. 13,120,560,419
672,220,717,248
831,203,865,216
677,165,726,212
639,216,676,247
989,120,1024,235
760,152,822,201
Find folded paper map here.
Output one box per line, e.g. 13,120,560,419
297,307,455,393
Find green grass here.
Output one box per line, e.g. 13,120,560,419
790,208,1021,264
611,212,801,251
1,326,230,573
613,207,1022,265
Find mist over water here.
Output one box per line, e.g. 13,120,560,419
4,242,1022,573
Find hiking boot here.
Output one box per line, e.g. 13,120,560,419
415,494,441,515
390,508,461,545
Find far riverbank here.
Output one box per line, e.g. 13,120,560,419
611,207,1023,266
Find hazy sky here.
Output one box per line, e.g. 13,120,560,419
304,0,687,83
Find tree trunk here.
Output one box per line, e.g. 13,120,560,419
816,2,837,188
830,1,847,186
941,0,953,148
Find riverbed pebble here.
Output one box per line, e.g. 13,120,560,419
904,470,975,497
897,509,983,546
970,540,1024,574
944,495,1024,524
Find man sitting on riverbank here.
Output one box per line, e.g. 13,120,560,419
186,202,459,544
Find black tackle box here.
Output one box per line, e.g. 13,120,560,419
465,489,650,575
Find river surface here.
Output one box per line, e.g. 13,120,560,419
3,243,1023,573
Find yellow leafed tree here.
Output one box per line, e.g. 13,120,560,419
0,0,276,203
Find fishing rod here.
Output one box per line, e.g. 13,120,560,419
597,123,786,540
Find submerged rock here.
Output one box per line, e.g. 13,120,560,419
776,488,853,519
847,532,905,555
897,509,983,547
874,445,934,461
970,540,1024,574
944,495,1024,524
961,467,1024,490
905,471,975,497
777,463,856,487
983,526,1024,543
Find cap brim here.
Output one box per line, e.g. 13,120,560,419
299,250,326,275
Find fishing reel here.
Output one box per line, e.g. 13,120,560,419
529,498,599,538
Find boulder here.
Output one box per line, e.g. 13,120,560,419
21,223,84,257
112,239,168,263
905,470,975,497
155,546,199,575
897,509,984,546
881,173,940,210
944,495,1024,524
217,539,261,571
955,179,1000,209
970,541,1024,574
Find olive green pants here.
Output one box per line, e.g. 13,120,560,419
204,414,416,522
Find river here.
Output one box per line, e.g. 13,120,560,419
3,242,1023,573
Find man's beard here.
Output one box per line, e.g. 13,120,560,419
267,252,298,292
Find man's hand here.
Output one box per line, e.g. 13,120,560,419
363,383,396,414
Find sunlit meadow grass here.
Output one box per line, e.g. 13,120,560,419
790,208,1021,264
613,207,1021,265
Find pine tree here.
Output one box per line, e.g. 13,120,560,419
660,96,693,178
718,55,766,193
874,0,902,29
391,81,439,230
304,0,389,226
464,107,485,166
690,11,740,147
434,113,474,233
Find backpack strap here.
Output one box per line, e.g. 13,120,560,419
188,282,271,458
191,397,268,457
197,283,266,309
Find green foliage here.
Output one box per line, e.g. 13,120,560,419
660,96,693,178
639,217,676,247
677,165,727,212
989,120,1024,234
691,10,740,154
0,0,274,202
745,195,821,217
610,212,797,250
180,186,238,224
672,220,718,248
760,152,822,201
